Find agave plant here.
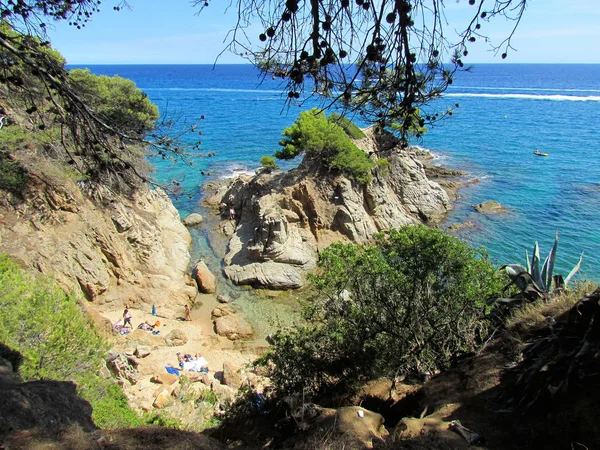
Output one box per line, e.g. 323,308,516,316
491,232,583,306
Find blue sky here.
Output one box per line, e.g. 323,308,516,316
46,0,600,64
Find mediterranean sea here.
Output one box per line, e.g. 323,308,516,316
70,63,600,281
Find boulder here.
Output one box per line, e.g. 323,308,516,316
335,406,389,448
222,361,244,389
192,261,217,294
153,388,172,409
214,314,253,340
392,417,472,449
217,294,229,304
182,213,204,227
107,353,140,385
473,200,506,214
134,346,152,358
211,380,236,401
164,329,189,347
151,373,179,386
211,304,236,320
447,221,476,234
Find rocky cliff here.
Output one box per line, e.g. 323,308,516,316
205,129,451,289
0,173,196,314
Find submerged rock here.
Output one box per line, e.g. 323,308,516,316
473,200,506,214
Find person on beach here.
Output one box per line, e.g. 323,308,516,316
185,304,192,321
123,307,132,328
229,207,235,220
177,352,209,373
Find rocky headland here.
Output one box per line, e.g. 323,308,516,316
204,129,462,289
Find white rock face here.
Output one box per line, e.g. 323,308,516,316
207,130,451,290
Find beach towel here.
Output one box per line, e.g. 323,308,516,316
165,366,180,376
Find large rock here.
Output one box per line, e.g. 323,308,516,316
192,260,217,294
222,361,244,389
151,373,179,386
153,388,172,409
214,314,253,340
0,176,194,309
182,213,204,227
164,329,189,347
209,128,451,290
211,304,236,319
335,406,389,448
107,353,140,385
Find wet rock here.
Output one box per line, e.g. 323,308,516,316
217,294,229,304
473,200,506,214
447,221,476,233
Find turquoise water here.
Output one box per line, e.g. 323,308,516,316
72,64,600,280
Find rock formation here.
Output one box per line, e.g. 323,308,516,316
205,129,451,289
0,175,196,314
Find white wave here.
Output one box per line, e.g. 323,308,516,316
142,87,283,94
446,93,600,101
453,86,600,93
217,167,258,179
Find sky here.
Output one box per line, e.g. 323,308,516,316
45,0,600,65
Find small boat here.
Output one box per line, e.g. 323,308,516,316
533,149,549,157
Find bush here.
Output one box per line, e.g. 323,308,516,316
259,225,504,396
0,151,28,192
260,155,279,172
0,254,142,428
68,69,159,135
275,108,374,184
327,112,366,139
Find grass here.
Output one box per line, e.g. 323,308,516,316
504,280,597,353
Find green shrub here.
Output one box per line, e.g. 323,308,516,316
68,69,159,135
259,225,504,396
260,155,279,172
327,112,366,139
0,254,142,428
275,108,374,184
0,152,28,192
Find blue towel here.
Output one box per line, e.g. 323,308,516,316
165,366,180,376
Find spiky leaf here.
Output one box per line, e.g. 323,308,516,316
530,241,544,291
564,252,584,287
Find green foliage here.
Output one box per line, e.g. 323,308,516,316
327,112,366,139
492,232,584,307
260,155,279,172
0,151,27,192
376,157,390,176
389,108,429,137
275,108,374,184
260,225,504,396
68,69,159,135
0,254,142,429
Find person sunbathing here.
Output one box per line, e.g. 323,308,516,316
176,352,209,373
